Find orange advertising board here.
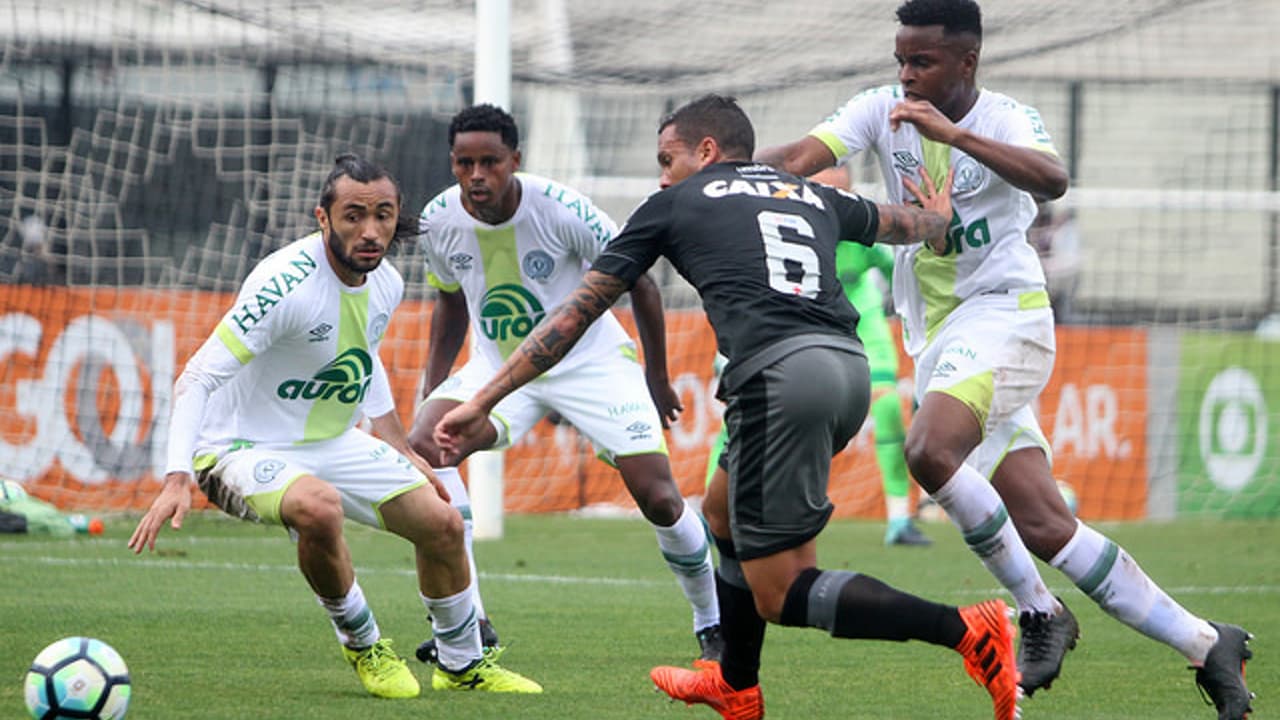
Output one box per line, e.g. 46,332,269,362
1,285,1148,519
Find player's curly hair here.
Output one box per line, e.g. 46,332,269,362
449,103,520,151
896,0,982,40
317,153,417,242
659,94,755,161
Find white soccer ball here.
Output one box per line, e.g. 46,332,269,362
24,637,131,720
1,478,28,503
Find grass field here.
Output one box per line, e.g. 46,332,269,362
2,513,1275,719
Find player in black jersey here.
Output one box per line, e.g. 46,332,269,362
431,94,1020,720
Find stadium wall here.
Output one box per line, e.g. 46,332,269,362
4,284,1278,520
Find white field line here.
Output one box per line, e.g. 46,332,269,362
3,553,1279,597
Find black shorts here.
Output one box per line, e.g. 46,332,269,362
723,345,870,561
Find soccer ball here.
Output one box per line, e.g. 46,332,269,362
24,637,131,720
1,478,27,503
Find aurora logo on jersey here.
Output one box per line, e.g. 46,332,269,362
936,211,992,256
275,348,373,404
479,284,545,342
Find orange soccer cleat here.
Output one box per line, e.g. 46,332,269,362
650,661,763,720
957,599,1022,720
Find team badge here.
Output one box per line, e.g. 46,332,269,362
253,459,285,484
369,313,389,343
522,250,555,281
953,156,986,193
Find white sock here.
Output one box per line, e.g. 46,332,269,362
317,579,380,649
435,466,487,619
653,500,719,631
420,587,482,672
1050,520,1219,663
932,463,1058,614
885,495,911,523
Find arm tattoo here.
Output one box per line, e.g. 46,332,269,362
877,205,948,247
513,271,627,378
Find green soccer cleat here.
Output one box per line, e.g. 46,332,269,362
341,639,420,699
432,656,543,693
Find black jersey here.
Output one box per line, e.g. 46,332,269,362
593,161,880,393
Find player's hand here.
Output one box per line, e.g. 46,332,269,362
903,166,955,254
646,374,684,429
401,448,451,504
433,401,490,460
889,99,959,144
127,472,193,554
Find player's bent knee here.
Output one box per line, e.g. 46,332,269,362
752,592,785,624
635,486,684,525
381,488,466,555
282,478,345,535
903,433,965,489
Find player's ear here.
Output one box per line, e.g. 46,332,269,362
696,136,718,166
512,149,522,170
314,205,328,230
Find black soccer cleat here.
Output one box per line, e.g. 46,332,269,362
1193,622,1254,720
1017,598,1079,696
416,617,501,665
695,623,724,665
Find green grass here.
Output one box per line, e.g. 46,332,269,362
2,514,1275,719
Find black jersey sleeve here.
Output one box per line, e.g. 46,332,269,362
590,189,672,287
815,184,880,248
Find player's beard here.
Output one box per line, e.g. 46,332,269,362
325,220,384,276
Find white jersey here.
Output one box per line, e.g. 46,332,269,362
165,232,402,473
811,84,1057,355
418,172,631,376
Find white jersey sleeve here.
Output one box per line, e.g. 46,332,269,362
537,176,620,262
419,189,462,292
163,336,238,475
809,85,901,164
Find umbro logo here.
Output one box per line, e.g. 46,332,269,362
308,323,333,342
626,421,652,440
449,252,474,272
892,150,920,174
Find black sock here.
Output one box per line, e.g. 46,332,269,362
780,570,965,647
713,536,765,691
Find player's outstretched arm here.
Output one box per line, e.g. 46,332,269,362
755,136,839,178
127,472,192,553
435,269,628,453
629,272,682,427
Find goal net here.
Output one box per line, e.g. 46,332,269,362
2,0,1277,521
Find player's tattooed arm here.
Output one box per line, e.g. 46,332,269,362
877,166,954,253
875,204,950,253
515,270,627,374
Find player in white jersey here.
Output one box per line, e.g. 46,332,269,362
128,155,541,698
408,104,720,665
756,1,1253,716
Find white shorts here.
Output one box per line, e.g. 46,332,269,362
912,290,1056,477
427,343,668,463
195,429,429,528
